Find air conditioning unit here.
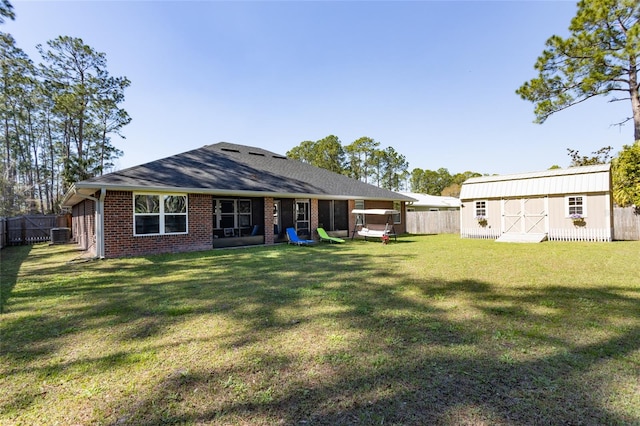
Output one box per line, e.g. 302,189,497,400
50,227,70,244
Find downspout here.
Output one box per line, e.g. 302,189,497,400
96,188,106,259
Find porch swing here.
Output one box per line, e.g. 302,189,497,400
350,209,399,241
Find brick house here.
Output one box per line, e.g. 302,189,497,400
62,142,415,258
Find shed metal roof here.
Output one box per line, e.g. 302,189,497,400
459,164,611,200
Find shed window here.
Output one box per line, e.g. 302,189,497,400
474,200,488,218
566,195,586,217
134,194,188,235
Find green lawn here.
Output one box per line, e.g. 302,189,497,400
1,235,639,425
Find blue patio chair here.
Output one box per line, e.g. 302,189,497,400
286,227,316,246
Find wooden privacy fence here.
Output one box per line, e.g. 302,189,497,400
407,208,639,241
0,215,70,248
406,211,460,235
613,207,640,241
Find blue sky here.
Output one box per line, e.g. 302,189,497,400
5,0,634,176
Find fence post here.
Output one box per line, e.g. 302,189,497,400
20,216,26,245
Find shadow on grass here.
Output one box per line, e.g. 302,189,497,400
2,241,639,425
0,245,32,314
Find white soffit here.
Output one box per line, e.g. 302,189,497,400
460,165,610,199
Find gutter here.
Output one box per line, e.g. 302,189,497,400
73,183,417,202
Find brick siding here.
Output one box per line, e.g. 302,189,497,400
310,198,319,238
103,191,213,258
263,197,275,245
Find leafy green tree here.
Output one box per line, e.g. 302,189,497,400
567,146,614,166
410,167,455,195
612,143,640,206
344,136,379,183
516,0,640,142
286,140,316,164
440,171,483,197
452,171,482,185
0,0,14,24
314,135,345,174
287,135,345,174
360,146,409,190
0,33,131,215
377,146,408,191
0,32,39,215
38,36,129,187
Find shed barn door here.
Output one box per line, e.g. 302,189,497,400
502,199,523,233
523,197,546,233
501,198,547,234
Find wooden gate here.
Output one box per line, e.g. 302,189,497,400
501,198,547,234
2,215,68,246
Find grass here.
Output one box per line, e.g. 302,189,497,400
1,235,639,425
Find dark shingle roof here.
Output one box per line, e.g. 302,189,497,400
67,142,414,203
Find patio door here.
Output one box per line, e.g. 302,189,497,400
273,200,281,236
295,199,310,237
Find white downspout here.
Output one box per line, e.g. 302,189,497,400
97,188,106,259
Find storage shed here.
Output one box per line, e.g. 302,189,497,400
459,164,613,242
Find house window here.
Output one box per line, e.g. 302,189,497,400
393,201,402,224
134,193,188,236
214,199,252,230
475,200,487,218
566,195,586,217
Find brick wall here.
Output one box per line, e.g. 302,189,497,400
310,198,319,238
348,199,356,238
264,197,274,245
103,191,213,258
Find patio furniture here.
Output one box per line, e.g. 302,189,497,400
286,227,316,246
316,227,345,244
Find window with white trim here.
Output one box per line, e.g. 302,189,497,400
566,195,586,217
474,200,487,219
134,193,188,235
